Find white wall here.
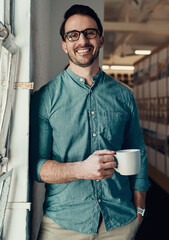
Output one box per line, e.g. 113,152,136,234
31,0,51,91
31,1,104,239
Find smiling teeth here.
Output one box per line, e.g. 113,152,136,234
77,49,89,53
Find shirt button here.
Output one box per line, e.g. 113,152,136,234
96,179,99,182
91,111,95,115
93,133,96,137
80,78,83,82
98,199,101,203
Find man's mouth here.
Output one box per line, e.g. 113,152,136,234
77,49,90,53
75,44,93,54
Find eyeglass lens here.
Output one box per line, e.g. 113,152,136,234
66,29,98,41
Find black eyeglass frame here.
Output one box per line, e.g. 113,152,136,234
64,28,101,42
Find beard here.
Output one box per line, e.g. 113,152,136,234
67,43,100,67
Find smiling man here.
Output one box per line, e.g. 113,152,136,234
30,4,150,240
62,15,103,69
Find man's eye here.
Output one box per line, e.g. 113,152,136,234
86,31,95,36
69,32,79,39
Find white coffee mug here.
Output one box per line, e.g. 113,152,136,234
114,149,141,175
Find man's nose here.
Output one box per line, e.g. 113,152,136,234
78,33,89,44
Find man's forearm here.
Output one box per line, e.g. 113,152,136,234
39,149,116,184
133,190,146,209
39,160,83,183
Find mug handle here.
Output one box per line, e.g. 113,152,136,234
113,153,119,170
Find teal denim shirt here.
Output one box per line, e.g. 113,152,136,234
30,67,150,234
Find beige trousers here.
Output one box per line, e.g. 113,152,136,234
38,215,140,240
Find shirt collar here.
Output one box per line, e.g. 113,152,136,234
66,66,103,87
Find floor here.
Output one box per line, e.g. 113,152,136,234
135,178,169,240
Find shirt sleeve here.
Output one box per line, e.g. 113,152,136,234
29,89,52,182
122,92,150,191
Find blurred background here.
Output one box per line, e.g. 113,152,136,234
103,2,169,239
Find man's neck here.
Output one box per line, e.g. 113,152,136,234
69,63,100,87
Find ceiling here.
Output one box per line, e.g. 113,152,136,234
103,0,169,66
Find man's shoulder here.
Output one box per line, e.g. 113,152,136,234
44,71,65,89
103,71,133,94
31,71,67,111
35,71,66,96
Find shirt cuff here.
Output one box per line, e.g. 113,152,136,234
130,178,151,191
32,159,47,183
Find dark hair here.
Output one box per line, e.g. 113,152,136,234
60,4,103,41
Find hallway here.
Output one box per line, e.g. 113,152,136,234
136,179,169,239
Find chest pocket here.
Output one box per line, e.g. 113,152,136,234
101,111,129,147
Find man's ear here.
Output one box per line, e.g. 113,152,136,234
99,36,104,49
62,41,68,53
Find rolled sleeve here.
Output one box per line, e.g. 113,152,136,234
123,92,150,191
29,90,52,182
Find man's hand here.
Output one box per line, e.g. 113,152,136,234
81,149,116,180
137,213,144,225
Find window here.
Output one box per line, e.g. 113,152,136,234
0,1,19,235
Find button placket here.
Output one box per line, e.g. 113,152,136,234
89,90,102,203
89,91,98,153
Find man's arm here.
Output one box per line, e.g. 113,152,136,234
134,190,146,224
40,149,116,183
122,92,149,224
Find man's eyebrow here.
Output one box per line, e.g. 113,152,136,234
65,28,98,34
65,29,78,34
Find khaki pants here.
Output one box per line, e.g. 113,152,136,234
38,215,140,240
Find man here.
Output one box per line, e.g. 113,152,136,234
30,4,150,240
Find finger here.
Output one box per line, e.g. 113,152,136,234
103,161,116,169
94,149,116,155
102,155,116,163
103,169,115,177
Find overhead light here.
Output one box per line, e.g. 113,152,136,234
102,65,134,71
110,65,134,71
102,65,110,70
135,50,151,55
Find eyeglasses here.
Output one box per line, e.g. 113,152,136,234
64,28,100,42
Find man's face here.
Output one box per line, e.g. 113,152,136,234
62,14,104,68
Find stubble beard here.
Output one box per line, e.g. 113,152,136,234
67,45,100,67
